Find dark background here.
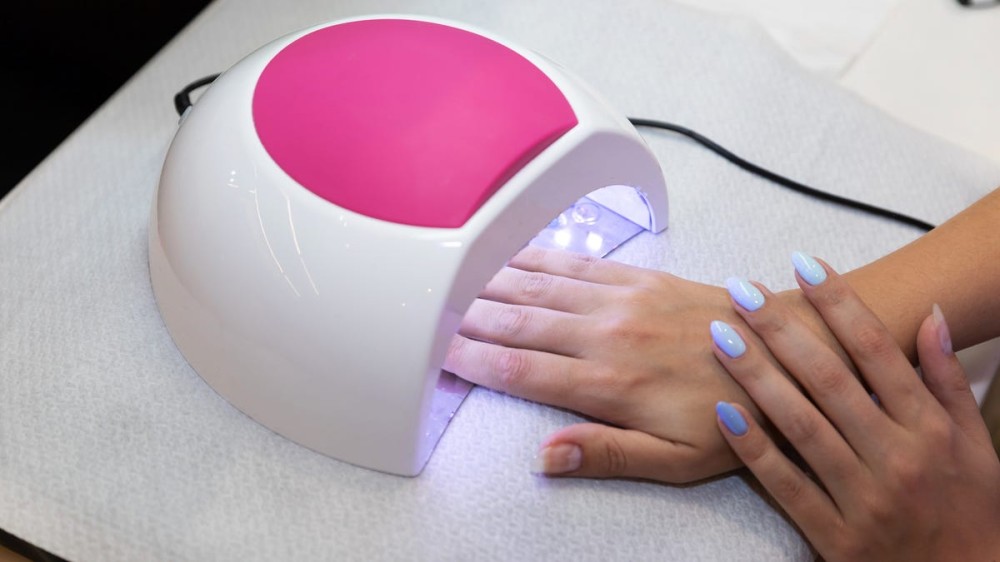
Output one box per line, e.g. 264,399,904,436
1,2,210,560
2,1,212,201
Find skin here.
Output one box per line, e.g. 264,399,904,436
445,246,773,481
713,261,1000,560
442,188,1000,482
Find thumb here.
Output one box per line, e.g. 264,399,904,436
532,423,740,483
917,305,992,446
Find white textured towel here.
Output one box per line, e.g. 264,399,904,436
1,1,998,560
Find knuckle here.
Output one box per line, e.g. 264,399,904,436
868,496,899,526
490,348,531,393
602,436,629,477
565,252,599,275
883,450,928,494
895,466,925,496
494,306,531,339
444,336,466,370
922,416,955,446
600,310,654,347
601,314,635,341
600,314,635,342
852,323,896,360
805,356,851,397
633,268,670,291
584,367,632,417
769,470,808,505
587,364,624,394
860,491,894,523
512,245,546,268
516,271,554,300
618,286,655,314
782,411,822,445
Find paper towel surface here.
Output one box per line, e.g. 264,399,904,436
1,1,998,560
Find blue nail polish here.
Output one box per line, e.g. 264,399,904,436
791,251,827,286
711,320,746,358
716,402,748,436
725,277,765,311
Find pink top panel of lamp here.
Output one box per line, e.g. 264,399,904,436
252,19,578,228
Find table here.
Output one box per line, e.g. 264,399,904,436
2,1,998,560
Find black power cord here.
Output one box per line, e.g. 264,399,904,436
956,0,1000,8
173,73,220,116
628,117,935,232
173,75,936,233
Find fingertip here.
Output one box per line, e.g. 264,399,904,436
915,309,959,371
531,442,583,475
931,303,953,356
715,401,749,436
915,308,984,429
725,277,766,312
532,424,625,478
791,251,828,287
714,401,769,471
535,424,717,483
710,321,747,358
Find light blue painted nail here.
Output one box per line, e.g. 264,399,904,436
791,251,827,286
725,277,765,311
711,320,746,358
716,402,748,436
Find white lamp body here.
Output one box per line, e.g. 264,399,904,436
149,15,668,476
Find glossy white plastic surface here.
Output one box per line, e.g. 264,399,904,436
149,15,668,476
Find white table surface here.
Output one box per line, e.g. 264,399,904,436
2,1,998,560
673,0,1000,165
840,0,1000,165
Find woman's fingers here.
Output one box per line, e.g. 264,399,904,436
917,307,994,446
445,335,607,416
477,266,615,315
444,335,574,405
791,253,932,425
710,320,864,497
724,277,890,455
718,253,1000,562
459,299,588,357
532,422,736,483
715,401,842,542
508,246,643,286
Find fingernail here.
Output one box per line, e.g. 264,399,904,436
531,443,582,475
725,277,765,311
711,320,746,358
716,402,748,436
791,251,827,286
932,303,953,356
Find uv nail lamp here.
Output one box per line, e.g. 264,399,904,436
149,15,668,476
